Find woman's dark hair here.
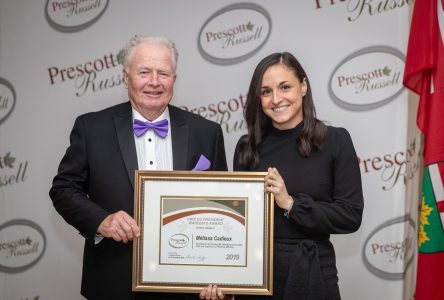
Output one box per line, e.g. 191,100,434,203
237,52,327,169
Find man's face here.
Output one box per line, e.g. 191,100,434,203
123,42,176,121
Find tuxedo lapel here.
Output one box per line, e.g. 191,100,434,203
169,105,189,170
114,102,138,187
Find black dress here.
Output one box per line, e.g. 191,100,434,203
233,122,364,300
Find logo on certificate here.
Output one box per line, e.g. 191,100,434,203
168,234,190,248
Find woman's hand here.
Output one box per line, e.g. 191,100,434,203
264,167,293,211
199,284,233,300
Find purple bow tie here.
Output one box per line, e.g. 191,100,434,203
133,119,169,138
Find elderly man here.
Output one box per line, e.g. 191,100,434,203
50,35,228,300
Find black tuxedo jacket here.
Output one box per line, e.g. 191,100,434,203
50,102,228,300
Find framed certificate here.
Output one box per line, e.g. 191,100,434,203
132,171,274,295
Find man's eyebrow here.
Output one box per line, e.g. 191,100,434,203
135,66,151,71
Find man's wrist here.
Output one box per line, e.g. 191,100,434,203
284,196,294,218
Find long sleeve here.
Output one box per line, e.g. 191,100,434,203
288,128,363,235
49,115,110,241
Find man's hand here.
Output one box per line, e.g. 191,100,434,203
97,211,140,243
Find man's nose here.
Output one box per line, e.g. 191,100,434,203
148,72,160,85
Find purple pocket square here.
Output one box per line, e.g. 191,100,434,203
192,154,211,171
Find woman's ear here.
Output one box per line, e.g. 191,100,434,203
302,78,308,96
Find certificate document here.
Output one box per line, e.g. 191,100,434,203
132,170,273,295
160,197,247,267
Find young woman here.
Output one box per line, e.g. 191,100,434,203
232,52,364,300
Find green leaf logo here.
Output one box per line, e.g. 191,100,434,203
4,152,15,168
26,237,32,245
116,49,125,65
383,66,391,76
246,21,254,31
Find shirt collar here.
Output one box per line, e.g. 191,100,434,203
132,106,171,124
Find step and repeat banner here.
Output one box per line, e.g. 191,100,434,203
0,1,419,299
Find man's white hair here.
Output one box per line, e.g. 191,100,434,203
122,35,179,72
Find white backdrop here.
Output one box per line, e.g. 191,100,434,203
0,1,419,299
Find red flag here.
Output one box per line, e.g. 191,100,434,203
403,1,444,299
403,0,444,165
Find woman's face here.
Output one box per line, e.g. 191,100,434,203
260,64,307,130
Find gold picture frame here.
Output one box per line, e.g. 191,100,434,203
132,170,274,295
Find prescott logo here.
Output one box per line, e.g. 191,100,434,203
198,3,271,65
0,151,29,189
168,234,189,248
362,215,415,279
47,49,124,97
45,0,109,32
314,0,413,22
328,46,405,110
0,78,16,126
181,92,247,135
357,137,421,191
0,219,46,273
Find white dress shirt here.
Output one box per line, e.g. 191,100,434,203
132,107,173,171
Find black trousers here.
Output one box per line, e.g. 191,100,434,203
237,238,340,300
